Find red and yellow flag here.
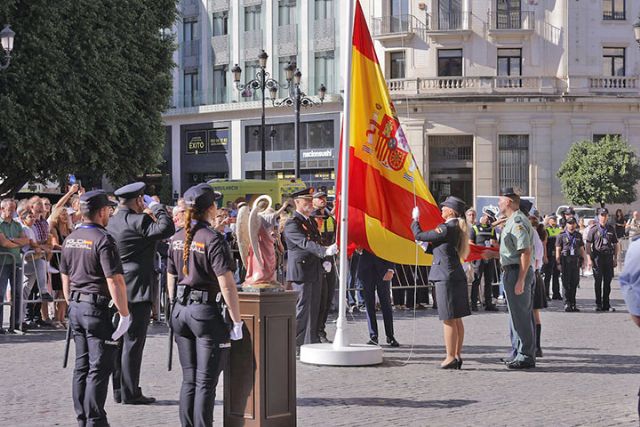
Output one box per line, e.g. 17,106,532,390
336,1,442,265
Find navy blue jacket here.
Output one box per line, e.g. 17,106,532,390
412,218,466,283
283,212,326,283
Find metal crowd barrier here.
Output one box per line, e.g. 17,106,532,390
0,252,19,333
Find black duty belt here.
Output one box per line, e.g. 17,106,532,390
176,285,221,305
70,291,110,307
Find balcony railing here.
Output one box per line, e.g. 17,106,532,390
242,30,263,60
426,11,471,31
313,18,335,52
208,0,229,13
386,76,556,96
211,35,229,65
277,24,297,56
589,76,638,90
489,10,535,31
371,14,426,39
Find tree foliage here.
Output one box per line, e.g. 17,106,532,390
557,136,640,207
0,0,177,196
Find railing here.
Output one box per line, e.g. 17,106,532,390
313,18,335,52
489,10,535,31
589,76,638,90
211,34,229,65
277,24,298,57
370,14,427,38
603,10,625,20
426,11,471,31
208,0,229,13
386,76,555,96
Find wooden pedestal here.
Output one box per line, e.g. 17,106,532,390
224,291,297,426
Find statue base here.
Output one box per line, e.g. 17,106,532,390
241,281,284,293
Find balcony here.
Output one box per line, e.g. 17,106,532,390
488,10,534,39
386,76,558,97
182,40,201,69
277,24,297,57
211,34,229,65
242,30,263,60
313,18,335,52
371,14,426,42
180,0,200,19
425,11,472,39
589,76,638,93
208,0,229,13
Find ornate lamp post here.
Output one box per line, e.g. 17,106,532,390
633,15,640,46
0,24,16,70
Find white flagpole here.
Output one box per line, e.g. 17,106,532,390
332,0,356,349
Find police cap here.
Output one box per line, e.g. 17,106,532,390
79,190,116,214
291,187,314,200
519,199,533,215
598,207,609,216
114,182,146,200
500,187,519,198
184,183,221,211
440,196,466,216
313,191,327,199
482,209,496,223
566,217,577,224
564,207,575,215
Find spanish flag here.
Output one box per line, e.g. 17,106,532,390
336,1,442,265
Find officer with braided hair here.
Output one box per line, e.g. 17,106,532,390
167,183,243,427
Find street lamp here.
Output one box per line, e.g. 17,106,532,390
0,24,16,71
231,50,280,180
633,14,640,46
273,62,326,179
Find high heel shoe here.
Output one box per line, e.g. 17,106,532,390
439,359,459,370
456,357,463,369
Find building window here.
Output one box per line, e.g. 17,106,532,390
496,0,522,30
593,133,622,142
315,0,334,20
602,47,625,76
389,51,406,79
497,48,522,76
603,0,625,20
438,0,463,30
279,0,296,26
184,71,199,107
241,60,261,101
499,135,529,195
245,5,262,31
438,49,463,76
245,120,334,153
212,12,228,36
315,51,335,94
390,0,409,33
212,66,227,104
184,19,198,42
303,120,334,149
278,55,297,88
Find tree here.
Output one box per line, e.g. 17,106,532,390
0,0,177,196
557,135,640,207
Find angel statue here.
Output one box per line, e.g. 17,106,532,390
236,195,290,291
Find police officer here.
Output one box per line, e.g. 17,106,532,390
470,209,498,311
283,188,337,350
556,217,585,312
60,190,132,426
108,182,175,404
586,207,618,312
543,216,562,300
497,188,536,369
166,184,242,427
311,191,337,344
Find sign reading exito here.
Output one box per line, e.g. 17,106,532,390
186,129,229,155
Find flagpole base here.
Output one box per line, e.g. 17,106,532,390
299,343,383,366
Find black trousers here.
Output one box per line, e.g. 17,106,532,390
292,280,321,346
69,300,116,427
362,273,394,339
112,301,151,402
561,258,580,306
543,258,561,298
593,253,614,309
171,301,229,427
318,266,337,338
471,260,495,306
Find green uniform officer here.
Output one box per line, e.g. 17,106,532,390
498,188,536,369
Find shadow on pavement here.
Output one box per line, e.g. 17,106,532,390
297,397,478,409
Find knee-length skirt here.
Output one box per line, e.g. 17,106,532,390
434,279,471,321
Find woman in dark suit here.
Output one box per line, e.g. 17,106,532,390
412,196,470,369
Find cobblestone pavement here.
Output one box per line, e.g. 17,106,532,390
1,276,639,426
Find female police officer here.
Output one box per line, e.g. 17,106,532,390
166,183,243,427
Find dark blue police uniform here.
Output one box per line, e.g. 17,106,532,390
586,208,618,311
107,182,175,404
167,184,235,427
60,191,120,427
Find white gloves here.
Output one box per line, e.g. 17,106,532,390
325,243,338,257
143,195,159,209
322,261,332,273
418,241,429,253
412,207,420,221
230,321,243,341
111,314,131,341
